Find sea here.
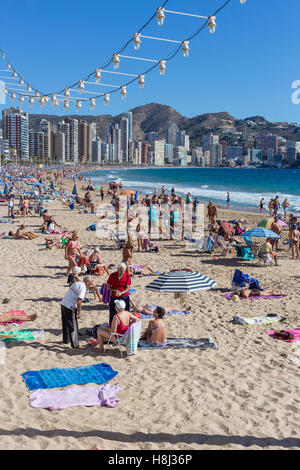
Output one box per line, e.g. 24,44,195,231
81,167,300,214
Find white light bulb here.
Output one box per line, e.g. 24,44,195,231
35,91,40,97
138,75,145,89
19,78,24,85
121,86,127,100
156,7,165,26
12,70,17,78
19,95,25,105
40,97,45,107
4,87,8,95
64,100,69,111
78,80,85,93
29,96,34,106
113,53,120,70
64,88,70,97
90,98,96,110
104,93,110,105
94,68,101,83
53,100,59,108
133,33,142,50
181,41,190,58
7,63,11,70
159,60,166,76
27,85,32,92
208,16,217,34
1,52,5,59
76,100,82,111
11,92,16,100
240,0,246,3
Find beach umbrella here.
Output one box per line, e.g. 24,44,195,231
50,180,55,190
242,228,280,239
121,190,134,195
72,184,78,195
145,270,217,336
258,217,287,229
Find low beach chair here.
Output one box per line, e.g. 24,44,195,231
104,321,141,357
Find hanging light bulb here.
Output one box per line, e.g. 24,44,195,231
53,100,59,108
112,53,120,70
11,92,16,100
181,41,190,58
133,33,142,50
4,87,8,96
156,7,165,26
159,60,166,76
64,100,69,111
64,88,70,97
138,75,145,89
35,90,40,97
19,78,24,85
76,100,82,111
120,86,127,100
240,0,246,3
29,96,34,106
7,62,11,70
19,95,25,105
104,93,110,105
51,93,57,101
78,80,85,93
208,16,217,34
40,97,46,107
94,68,102,83
27,84,32,93
12,70,17,78
90,98,96,110
1,52,5,59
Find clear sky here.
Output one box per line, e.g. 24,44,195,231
0,0,299,122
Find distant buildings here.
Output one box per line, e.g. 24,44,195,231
2,107,29,160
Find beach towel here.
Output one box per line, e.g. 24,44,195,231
138,337,218,350
233,315,284,325
29,383,121,410
267,328,300,342
222,292,284,301
0,329,44,341
100,283,111,304
22,363,118,391
0,309,26,326
122,321,141,355
139,310,190,319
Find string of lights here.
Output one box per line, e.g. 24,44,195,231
0,0,246,110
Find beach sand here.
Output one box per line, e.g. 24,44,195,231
0,179,299,450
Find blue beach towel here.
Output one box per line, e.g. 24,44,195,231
21,363,118,391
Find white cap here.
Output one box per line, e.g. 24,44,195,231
114,299,126,310
93,247,100,252
72,266,81,275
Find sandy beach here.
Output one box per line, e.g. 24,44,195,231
0,177,299,451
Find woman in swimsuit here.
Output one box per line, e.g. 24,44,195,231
94,299,139,353
129,264,158,276
65,231,82,277
238,288,284,299
142,306,167,347
88,248,110,275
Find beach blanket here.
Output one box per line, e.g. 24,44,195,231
233,315,284,326
0,329,44,341
29,383,121,410
223,292,284,301
22,363,118,391
122,321,141,355
138,337,218,350
267,328,300,342
139,310,190,319
0,310,26,326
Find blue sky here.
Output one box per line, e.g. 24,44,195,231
0,0,299,122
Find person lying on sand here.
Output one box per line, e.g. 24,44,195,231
132,302,191,316
238,288,284,299
129,264,163,276
0,312,37,322
9,225,38,239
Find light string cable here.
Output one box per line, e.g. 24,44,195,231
0,0,243,107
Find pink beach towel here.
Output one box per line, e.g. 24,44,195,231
29,383,121,410
267,328,300,342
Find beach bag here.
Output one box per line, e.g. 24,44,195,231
273,330,295,341
87,224,96,231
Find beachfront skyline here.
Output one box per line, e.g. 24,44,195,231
0,0,299,123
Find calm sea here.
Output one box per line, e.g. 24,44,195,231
81,167,300,214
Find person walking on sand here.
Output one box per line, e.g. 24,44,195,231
282,198,290,219
259,198,265,214
290,224,300,260
271,216,281,252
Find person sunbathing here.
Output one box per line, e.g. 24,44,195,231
238,288,284,299
132,302,191,316
140,306,167,347
45,238,64,250
87,248,110,275
129,264,160,276
0,312,37,322
9,225,38,239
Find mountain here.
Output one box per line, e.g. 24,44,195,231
3,103,300,149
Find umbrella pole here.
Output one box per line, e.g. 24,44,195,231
180,296,183,337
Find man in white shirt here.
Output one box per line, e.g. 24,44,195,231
61,275,93,348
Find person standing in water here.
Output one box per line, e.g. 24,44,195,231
259,198,265,214
226,192,230,208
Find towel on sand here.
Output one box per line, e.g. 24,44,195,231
22,363,118,391
223,292,284,301
233,315,284,325
0,329,44,341
267,328,300,342
29,383,121,410
139,337,217,350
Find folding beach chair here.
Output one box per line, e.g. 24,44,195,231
104,321,141,357
109,230,127,249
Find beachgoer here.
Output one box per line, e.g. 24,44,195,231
291,224,300,260
0,311,37,322
282,198,290,219
107,263,131,324
65,231,82,277
271,217,281,251
259,198,265,214
87,248,110,275
141,306,167,347
226,192,230,208
238,288,284,299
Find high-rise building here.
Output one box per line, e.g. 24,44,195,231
64,117,79,163
152,140,165,166
78,121,93,162
286,141,300,163
108,123,122,163
258,135,278,159
58,121,70,162
141,142,150,165
51,131,65,163
92,138,102,163
220,140,227,157
210,143,222,166
0,133,10,160
248,149,263,164
174,146,187,166
192,147,203,166
101,142,109,162
166,122,179,146
121,117,129,162
226,146,243,161
164,143,174,164
202,133,219,152
122,111,133,140
40,119,51,162
176,131,189,151
2,107,29,160
29,131,44,159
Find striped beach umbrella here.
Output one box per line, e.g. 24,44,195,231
72,184,78,195
258,217,287,228
145,270,217,335
242,228,280,239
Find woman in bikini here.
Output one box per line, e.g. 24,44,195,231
88,248,110,275
238,288,284,299
141,306,167,347
9,225,37,240
65,231,82,277
93,299,139,353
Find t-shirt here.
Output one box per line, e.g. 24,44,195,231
107,272,131,298
61,282,86,309
261,242,272,254
149,207,158,222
